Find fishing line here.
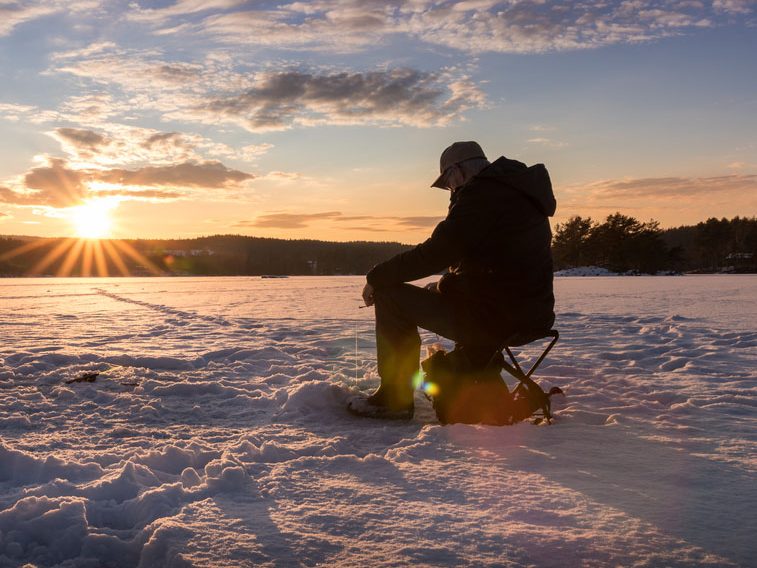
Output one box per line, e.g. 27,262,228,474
355,316,359,384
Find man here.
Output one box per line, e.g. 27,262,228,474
348,141,556,419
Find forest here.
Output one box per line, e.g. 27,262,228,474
0,215,754,277
551,214,756,273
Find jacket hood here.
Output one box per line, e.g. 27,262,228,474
475,156,557,217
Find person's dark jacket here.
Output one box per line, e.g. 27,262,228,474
366,156,556,343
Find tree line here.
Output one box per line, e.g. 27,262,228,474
1,215,755,277
0,235,412,277
552,214,756,273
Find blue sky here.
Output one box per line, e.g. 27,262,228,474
0,0,755,241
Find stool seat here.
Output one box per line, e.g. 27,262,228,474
503,328,558,347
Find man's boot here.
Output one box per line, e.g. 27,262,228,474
347,385,414,420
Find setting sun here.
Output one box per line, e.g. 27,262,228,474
69,199,116,239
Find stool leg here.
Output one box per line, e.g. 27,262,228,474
499,333,560,424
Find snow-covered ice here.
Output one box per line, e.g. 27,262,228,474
1,275,755,567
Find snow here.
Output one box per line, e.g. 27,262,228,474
0,275,755,567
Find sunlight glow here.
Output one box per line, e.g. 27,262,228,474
69,200,117,239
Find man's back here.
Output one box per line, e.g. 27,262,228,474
445,156,555,332
367,154,556,343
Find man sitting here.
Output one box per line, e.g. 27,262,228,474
350,141,556,419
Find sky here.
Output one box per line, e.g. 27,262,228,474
0,0,756,243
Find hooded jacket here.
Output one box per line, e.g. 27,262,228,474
366,156,556,342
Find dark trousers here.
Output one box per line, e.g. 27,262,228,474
373,283,500,404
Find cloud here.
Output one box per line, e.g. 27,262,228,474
239,143,274,161
573,174,757,200
96,161,252,188
194,68,484,131
0,208,11,219
50,41,117,61
0,1,101,37
4,1,753,55
0,3,57,36
0,102,59,124
527,137,567,148
141,132,187,150
46,124,256,166
4,120,266,195
52,128,109,159
240,211,342,229
408,1,719,54
556,172,757,220
338,214,442,230
129,0,754,54
128,0,246,23
713,0,754,14
52,42,484,131
56,54,205,91
391,216,442,229
193,2,397,51
58,93,122,123
236,211,442,231
0,157,252,208
727,161,757,170
0,103,36,122
21,158,89,207
92,188,184,200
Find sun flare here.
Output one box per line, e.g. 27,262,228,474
69,200,116,239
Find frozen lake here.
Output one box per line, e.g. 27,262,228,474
1,275,755,567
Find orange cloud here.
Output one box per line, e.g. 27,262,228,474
236,211,442,231
23,158,89,207
96,161,252,188
0,157,252,208
571,174,757,200
239,212,342,229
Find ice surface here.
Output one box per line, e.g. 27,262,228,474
0,275,755,567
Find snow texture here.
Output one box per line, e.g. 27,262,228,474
0,275,755,567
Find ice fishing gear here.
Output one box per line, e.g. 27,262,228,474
420,330,563,425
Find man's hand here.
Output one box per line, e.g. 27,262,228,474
362,283,375,307
424,280,439,292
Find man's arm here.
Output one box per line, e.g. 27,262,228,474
366,222,459,288
365,188,491,288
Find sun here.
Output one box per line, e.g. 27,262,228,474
69,199,116,239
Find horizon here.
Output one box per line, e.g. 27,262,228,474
1,2,756,242
2,211,754,246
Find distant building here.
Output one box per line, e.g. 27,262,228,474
722,252,755,273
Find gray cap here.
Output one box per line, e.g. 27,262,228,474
431,141,487,189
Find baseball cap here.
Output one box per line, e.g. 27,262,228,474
431,141,487,189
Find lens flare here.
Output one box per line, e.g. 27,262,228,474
412,369,425,390
422,382,440,396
